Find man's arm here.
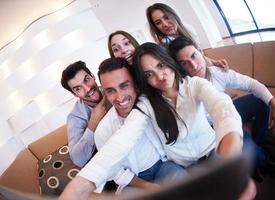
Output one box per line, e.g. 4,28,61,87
129,176,160,191
223,68,273,105
67,114,95,167
60,108,151,199
192,77,256,200
191,77,243,145
59,176,96,200
217,131,242,158
67,98,108,167
67,105,151,191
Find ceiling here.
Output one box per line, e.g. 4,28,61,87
0,0,74,49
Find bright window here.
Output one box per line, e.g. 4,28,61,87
214,0,275,35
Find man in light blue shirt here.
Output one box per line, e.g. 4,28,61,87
61,61,109,167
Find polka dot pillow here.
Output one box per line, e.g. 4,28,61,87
38,145,80,196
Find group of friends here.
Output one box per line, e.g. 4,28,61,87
58,3,275,200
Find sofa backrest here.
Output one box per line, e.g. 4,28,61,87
204,43,253,77
253,40,275,87
0,149,40,194
28,125,67,160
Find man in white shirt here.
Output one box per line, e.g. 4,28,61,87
168,36,275,178
60,58,187,199
168,37,275,139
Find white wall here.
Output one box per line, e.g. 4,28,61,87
0,0,109,175
87,0,225,48
88,0,155,43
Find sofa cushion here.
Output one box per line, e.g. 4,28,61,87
0,149,40,194
253,41,275,87
38,145,80,196
204,43,253,77
28,125,67,160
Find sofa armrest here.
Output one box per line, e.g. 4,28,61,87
28,125,67,160
0,149,40,194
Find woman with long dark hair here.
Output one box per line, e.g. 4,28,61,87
146,3,227,67
132,42,255,199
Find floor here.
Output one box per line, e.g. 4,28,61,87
216,31,275,47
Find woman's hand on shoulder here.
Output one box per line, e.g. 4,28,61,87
205,56,229,71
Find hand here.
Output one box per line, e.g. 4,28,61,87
205,56,229,71
88,95,108,131
268,97,275,134
237,178,256,200
141,182,161,192
212,59,229,70
59,176,96,200
217,132,242,158
130,176,161,191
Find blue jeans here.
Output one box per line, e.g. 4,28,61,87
138,160,189,184
243,130,267,170
122,160,189,194
233,94,270,146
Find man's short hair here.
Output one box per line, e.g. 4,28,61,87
168,36,199,61
61,61,92,93
98,58,131,82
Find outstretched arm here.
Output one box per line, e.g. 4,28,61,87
217,131,242,158
75,107,151,190
59,176,96,200
129,176,160,191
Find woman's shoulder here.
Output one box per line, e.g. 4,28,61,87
134,94,155,118
136,94,151,110
183,76,209,85
180,76,213,93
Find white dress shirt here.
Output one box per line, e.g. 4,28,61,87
203,66,273,124
209,66,273,104
155,76,242,166
94,105,164,192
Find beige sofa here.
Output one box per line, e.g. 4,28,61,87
1,40,275,199
0,125,68,199
204,40,275,97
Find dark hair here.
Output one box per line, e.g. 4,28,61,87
169,36,198,59
146,3,194,46
108,30,140,58
98,57,132,82
98,57,146,116
132,42,187,144
61,61,92,93
169,36,211,80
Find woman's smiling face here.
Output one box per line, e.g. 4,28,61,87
110,34,136,65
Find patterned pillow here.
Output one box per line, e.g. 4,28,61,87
38,145,80,196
